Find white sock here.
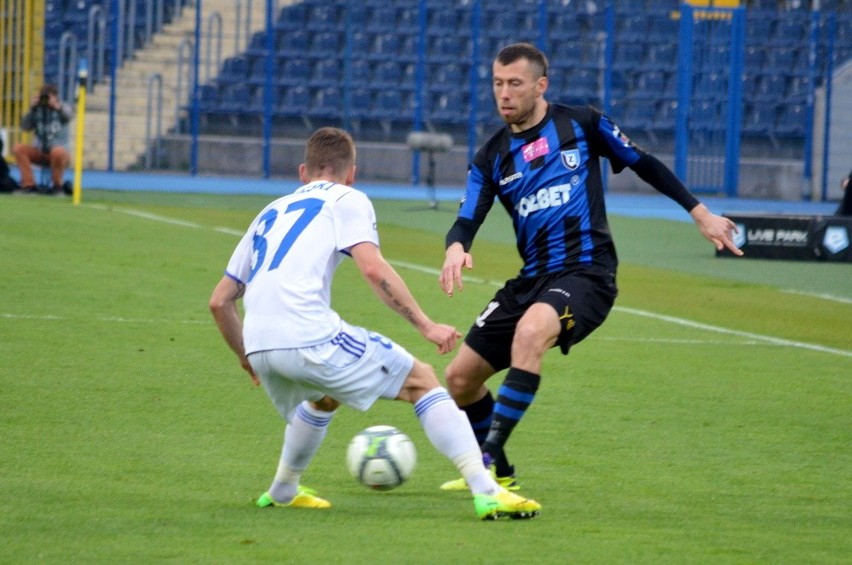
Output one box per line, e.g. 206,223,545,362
414,388,499,496
269,401,335,502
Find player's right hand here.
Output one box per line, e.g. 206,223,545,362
439,243,473,297
423,322,462,354
239,355,260,386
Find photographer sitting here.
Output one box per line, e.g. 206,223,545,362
12,84,73,195
836,169,852,217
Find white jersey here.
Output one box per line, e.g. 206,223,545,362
225,180,379,354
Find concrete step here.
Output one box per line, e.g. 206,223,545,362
82,0,272,170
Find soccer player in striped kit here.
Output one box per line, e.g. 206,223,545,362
438,43,742,492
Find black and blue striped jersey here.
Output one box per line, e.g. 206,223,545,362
448,103,697,277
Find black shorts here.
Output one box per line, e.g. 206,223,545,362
464,267,618,372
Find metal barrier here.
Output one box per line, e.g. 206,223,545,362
145,73,164,169
86,5,107,91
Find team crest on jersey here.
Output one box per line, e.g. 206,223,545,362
560,149,580,171
522,137,549,162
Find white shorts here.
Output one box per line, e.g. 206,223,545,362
247,321,414,423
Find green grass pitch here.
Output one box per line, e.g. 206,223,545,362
0,191,849,564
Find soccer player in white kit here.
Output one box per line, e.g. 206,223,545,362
209,127,540,520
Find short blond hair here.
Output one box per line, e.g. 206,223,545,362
304,127,356,177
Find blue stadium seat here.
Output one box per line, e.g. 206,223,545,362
278,85,310,118
693,72,728,101
775,103,806,138
306,4,337,32
613,43,645,70
278,58,310,87
372,89,403,121
743,46,766,71
248,86,284,116
277,30,309,58
652,100,678,133
218,56,249,85
309,31,340,58
773,14,806,44
428,91,467,125
310,59,342,88
753,73,786,103
645,42,678,71
349,59,372,87
633,71,666,101
349,88,373,117
308,87,342,120
647,10,680,42
767,49,799,72
565,68,599,100
784,75,808,105
429,35,467,64
372,61,401,87
746,11,777,45
430,63,464,93
348,31,371,55
624,100,657,132
548,13,581,43
741,73,761,102
609,70,629,100
345,6,369,29
372,33,401,61
276,3,306,32
690,100,724,132
365,6,392,33
197,84,220,114
401,63,418,87
246,31,271,57
219,83,253,115
248,57,272,87
428,8,459,35
617,16,648,43
741,102,777,136
397,7,420,33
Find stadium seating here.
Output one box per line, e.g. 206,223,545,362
278,58,310,87
166,0,852,144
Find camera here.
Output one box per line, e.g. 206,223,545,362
38,94,50,107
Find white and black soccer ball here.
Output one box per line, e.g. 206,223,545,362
346,425,416,491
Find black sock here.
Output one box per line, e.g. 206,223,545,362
461,392,513,476
460,392,494,446
481,368,540,476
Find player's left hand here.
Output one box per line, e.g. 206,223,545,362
690,204,744,256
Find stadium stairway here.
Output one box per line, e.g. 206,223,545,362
79,0,269,171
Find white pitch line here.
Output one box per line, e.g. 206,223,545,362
780,288,852,305
1,313,209,325
82,204,852,358
616,306,852,358
388,262,852,359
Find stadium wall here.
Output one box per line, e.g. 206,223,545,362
157,134,806,200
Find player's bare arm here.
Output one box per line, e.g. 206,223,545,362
209,275,259,385
440,242,474,297
351,242,461,354
689,203,744,256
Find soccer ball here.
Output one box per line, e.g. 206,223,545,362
346,425,416,491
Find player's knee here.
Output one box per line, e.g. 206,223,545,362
12,144,27,159
444,362,471,398
399,359,440,402
512,319,552,354
310,396,340,412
